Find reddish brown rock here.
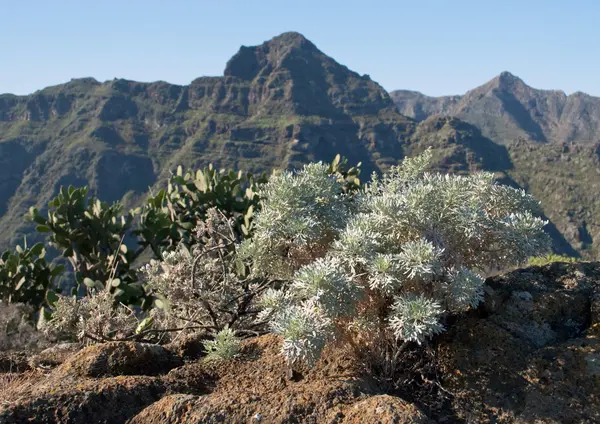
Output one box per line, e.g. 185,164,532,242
57,341,182,378
0,375,170,424
339,395,433,423
130,334,381,423
164,332,209,360
437,262,600,422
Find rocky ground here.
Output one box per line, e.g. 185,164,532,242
1,262,599,423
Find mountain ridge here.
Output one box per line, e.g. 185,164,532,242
0,32,486,253
393,71,590,103
391,72,600,145
0,34,598,260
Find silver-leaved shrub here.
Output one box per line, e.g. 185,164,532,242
40,290,138,344
242,148,550,365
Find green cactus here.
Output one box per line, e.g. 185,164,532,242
136,165,269,255
27,186,146,306
327,154,362,194
0,237,63,309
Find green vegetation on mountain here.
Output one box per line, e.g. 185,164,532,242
506,141,600,258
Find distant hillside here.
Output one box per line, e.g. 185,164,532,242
0,32,503,255
391,72,600,145
391,73,600,258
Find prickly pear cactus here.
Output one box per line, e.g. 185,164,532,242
27,186,144,306
327,154,362,194
137,164,269,255
0,237,62,309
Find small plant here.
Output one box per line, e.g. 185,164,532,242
40,291,139,344
141,208,274,341
243,149,551,366
203,327,241,361
238,162,352,279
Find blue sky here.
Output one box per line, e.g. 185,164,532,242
1,0,598,97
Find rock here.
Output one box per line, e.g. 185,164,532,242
590,284,600,336
339,395,433,423
515,336,600,422
28,342,82,369
131,335,413,423
483,262,598,345
98,95,138,121
57,341,182,378
0,375,170,424
164,332,209,360
130,376,374,423
127,394,197,424
437,262,600,422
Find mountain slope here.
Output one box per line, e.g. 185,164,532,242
0,32,502,254
506,141,600,256
391,71,600,145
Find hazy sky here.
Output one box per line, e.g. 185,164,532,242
2,0,598,97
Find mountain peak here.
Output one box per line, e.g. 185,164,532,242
498,70,518,79
267,31,316,50
493,71,525,89
224,32,318,80
222,31,393,116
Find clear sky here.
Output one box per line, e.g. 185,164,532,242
2,0,598,97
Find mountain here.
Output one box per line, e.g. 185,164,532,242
391,71,600,145
0,35,598,259
0,32,503,254
391,72,600,258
